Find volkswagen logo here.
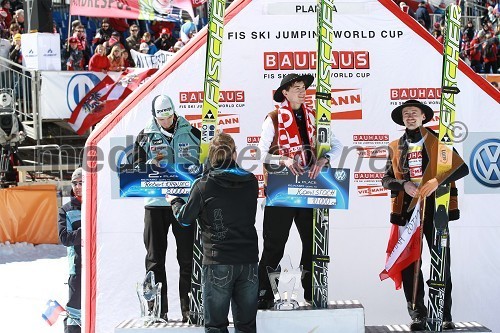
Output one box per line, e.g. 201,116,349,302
334,169,347,182
470,138,500,188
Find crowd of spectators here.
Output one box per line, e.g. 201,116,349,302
397,0,500,74
59,17,197,72
0,0,198,73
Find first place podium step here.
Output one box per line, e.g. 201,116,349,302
115,300,365,333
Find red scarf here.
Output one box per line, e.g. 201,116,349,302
276,100,316,165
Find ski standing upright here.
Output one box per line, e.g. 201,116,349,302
426,4,461,331
312,0,335,308
189,0,226,325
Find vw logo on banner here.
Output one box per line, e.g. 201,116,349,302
66,73,102,113
470,138,500,188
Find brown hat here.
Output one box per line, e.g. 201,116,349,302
391,99,434,126
273,73,314,102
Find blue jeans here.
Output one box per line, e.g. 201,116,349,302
202,263,258,333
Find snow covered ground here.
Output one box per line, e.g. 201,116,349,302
0,242,67,333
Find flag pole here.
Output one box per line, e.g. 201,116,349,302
412,197,426,310
66,8,72,52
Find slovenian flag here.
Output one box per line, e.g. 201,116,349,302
42,300,65,326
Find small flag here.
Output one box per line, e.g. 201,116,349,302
42,300,65,326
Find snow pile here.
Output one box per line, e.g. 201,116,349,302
0,242,68,333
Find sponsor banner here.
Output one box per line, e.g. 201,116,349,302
255,173,265,198
131,49,175,69
40,71,110,119
21,33,61,70
179,90,245,104
86,1,500,332
353,133,389,159
274,88,362,120
357,185,389,197
263,50,370,72
388,87,442,130
246,136,260,158
266,167,350,209
185,113,241,133
118,164,202,197
0,39,10,72
70,0,195,23
353,172,386,196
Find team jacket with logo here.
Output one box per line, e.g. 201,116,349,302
133,116,201,207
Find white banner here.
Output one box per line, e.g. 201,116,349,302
21,33,61,71
40,71,121,119
83,1,500,332
0,39,10,72
130,49,175,69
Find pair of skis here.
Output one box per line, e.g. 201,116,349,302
189,0,227,325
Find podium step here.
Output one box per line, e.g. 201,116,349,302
258,300,364,333
116,300,365,333
366,322,491,332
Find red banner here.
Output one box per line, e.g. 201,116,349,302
70,0,195,21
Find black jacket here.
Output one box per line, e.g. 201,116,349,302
58,195,82,274
171,161,259,265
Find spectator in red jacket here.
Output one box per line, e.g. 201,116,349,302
483,37,499,74
469,36,485,73
1,0,12,27
88,44,110,72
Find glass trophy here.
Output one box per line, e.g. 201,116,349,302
136,271,167,324
266,254,302,310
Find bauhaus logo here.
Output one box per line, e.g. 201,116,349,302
264,51,370,70
390,88,441,100
470,138,500,188
179,91,245,103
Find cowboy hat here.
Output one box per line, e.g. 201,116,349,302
273,73,314,102
391,99,434,126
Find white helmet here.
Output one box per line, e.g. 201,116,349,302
152,95,175,118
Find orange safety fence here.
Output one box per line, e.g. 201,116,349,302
0,184,59,244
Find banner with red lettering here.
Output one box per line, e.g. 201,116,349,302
81,1,500,333
70,0,195,21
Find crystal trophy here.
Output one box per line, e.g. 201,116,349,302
266,254,302,310
136,271,167,324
